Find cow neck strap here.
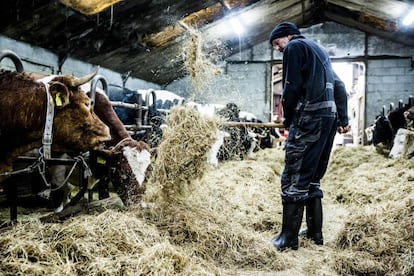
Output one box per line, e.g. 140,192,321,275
37,78,55,159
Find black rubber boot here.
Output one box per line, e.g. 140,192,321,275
272,201,305,251
301,197,324,245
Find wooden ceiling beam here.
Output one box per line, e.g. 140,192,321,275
324,0,414,47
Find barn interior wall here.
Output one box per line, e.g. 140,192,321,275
365,36,414,126
2,18,414,127
0,35,161,90
166,39,273,121
166,58,271,121
366,58,414,124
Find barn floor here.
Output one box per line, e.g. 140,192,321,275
0,145,413,275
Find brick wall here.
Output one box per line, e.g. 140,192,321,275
366,58,414,125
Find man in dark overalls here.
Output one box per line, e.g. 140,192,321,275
269,22,349,251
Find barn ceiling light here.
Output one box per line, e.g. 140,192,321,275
230,17,245,35
402,7,414,26
59,0,123,15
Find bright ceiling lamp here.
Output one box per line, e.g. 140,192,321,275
59,0,123,15
402,7,414,26
230,17,245,35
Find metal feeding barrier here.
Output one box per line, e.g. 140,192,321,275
90,77,158,138
109,89,156,133
222,121,284,128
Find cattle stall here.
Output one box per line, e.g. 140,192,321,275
0,50,155,222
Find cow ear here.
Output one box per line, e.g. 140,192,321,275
49,81,70,108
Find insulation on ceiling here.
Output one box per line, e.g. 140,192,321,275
59,0,122,15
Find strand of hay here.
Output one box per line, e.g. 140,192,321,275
146,105,219,205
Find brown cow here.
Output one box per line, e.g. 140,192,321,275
48,89,152,209
0,70,111,174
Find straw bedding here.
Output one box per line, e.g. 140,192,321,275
1,112,413,275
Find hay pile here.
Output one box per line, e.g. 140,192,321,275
325,146,414,275
1,137,414,275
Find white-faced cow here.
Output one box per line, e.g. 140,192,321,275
86,88,152,206
388,128,414,159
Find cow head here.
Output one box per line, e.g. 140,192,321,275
0,71,112,173
42,73,112,152
372,115,394,148
94,139,152,206
404,106,414,121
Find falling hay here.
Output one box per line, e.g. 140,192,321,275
182,29,223,101
145,105,219,204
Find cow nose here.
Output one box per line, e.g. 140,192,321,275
102,134,112,142
96,125,111,141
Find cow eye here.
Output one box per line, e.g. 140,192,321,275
81,122,91,129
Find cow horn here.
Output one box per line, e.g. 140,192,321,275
71,67,99,87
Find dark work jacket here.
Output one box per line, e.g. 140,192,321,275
333,72,349,127
281,35,348,127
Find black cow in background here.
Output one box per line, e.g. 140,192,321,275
372,113,394,148
217,103,251,161
106,84,138,124
216,103,278,161
371,97,414,150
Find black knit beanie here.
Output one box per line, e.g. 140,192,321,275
269,22,301,44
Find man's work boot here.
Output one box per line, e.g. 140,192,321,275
272,201,305,251
300,197,323,245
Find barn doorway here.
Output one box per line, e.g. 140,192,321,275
332,61,366,146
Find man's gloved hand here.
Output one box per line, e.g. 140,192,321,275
337,125,350,134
